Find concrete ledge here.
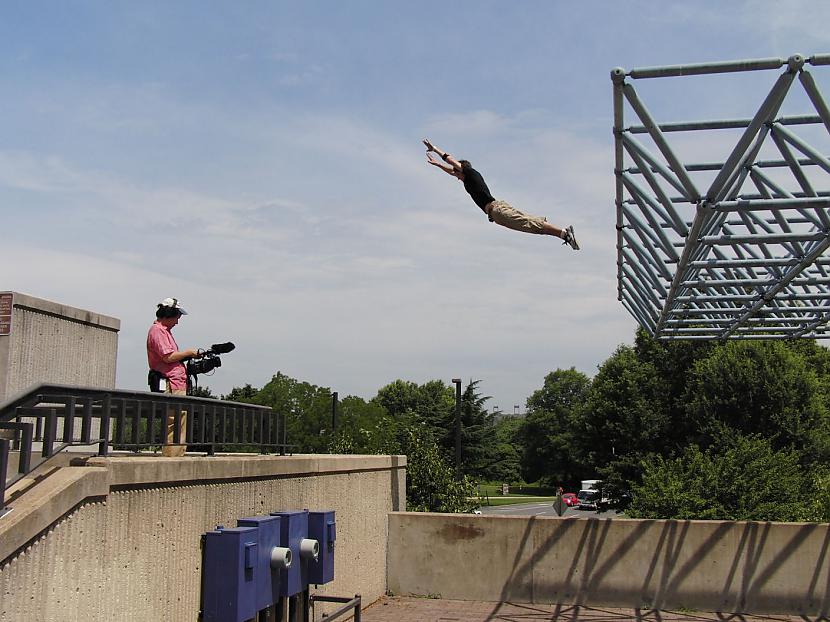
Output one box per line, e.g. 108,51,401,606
9,291,120,331
0,466,109,562
0,454,406,565
84,453,407,487
388,512,830,616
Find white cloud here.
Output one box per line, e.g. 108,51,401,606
741,0,830,51
424,110,511,136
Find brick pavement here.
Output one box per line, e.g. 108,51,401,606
359,597,810,621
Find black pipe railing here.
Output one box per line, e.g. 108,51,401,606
0,383,290,516
311,594,362,622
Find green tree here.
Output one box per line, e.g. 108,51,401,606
580,347,668,491
373,379,455,450
683,340,830,463
458,380,499,479
254,372,334,453
633,328,713,446
330,408,475,513
627,434,813,521
328,395,396,455
808,468,830,522
519,368,591,487
223,383,259,402
374,378,507,480
487,416,523,483
189,385,215,398
398,420,477,513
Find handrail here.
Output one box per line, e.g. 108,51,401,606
0,383,290,517
311,594,362,621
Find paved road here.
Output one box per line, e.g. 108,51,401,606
479,501,620,518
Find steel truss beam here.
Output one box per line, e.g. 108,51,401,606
613,54,830,340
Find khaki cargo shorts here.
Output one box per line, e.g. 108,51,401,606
486,200,547,234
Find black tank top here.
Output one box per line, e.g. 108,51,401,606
462,164,495,211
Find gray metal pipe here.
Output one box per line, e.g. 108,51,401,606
622,226,674,281
621,289,658,331
622,247,669,296
620,281,657,326
627,114,823,134
700,231,828,245
713,196,830,212
707,70,796,202
622,133,692,200
666,316,819,325
613,79,627,302
749,168,829,229
721,234,830,337
793,309,830,337
622,82,701,201
621,296,656,333
622,263,664,308
683,275,830,288
624,143,689,235
689,257,830,269
677,291,830,303
627,57,785,80
774,122,830,176
809,54,830,67
661,333,830,340
622,180,681,259
799,69,830,137
630,155,825,173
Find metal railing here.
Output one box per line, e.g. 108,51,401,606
0,383,290,516
312,594,362,622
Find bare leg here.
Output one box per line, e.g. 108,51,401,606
540,222,565,238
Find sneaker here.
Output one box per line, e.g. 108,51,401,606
562,225,580,250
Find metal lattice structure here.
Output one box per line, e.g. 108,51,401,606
613,53,830,340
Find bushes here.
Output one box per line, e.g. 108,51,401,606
627,434,813,522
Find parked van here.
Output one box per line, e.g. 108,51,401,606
576,488,600,510
577,479,609,511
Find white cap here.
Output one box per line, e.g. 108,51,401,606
158,297,188,315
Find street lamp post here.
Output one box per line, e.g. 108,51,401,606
452,378,462,478
331,391,338,436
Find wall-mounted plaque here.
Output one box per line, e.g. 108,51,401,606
0,292,13,336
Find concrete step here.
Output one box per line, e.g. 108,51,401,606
4,450,95,500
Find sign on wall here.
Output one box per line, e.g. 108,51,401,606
0,292,12,336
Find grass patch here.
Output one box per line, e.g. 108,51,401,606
478,496,557,506
478,482,558,495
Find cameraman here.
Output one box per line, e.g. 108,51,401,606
146,297,198,457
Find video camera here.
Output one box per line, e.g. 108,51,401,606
186,342,236,377
147,341,236,394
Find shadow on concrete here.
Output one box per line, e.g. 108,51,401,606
485,517,830,617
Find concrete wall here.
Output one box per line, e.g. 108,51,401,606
387,512,830,616
0,454,406,622
0,291,120,402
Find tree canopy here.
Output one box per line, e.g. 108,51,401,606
221,327,830,522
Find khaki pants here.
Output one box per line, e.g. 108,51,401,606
162,386,188,457
486,200,547,234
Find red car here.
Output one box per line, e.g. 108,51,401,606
562,493,579,507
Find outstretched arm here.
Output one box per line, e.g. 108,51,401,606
426,152,457,176
423,138,463,174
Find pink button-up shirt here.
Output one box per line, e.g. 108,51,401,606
147,320,187,391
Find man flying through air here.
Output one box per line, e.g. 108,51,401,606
423,139,579,250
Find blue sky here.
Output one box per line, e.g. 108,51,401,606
3,2,829,409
